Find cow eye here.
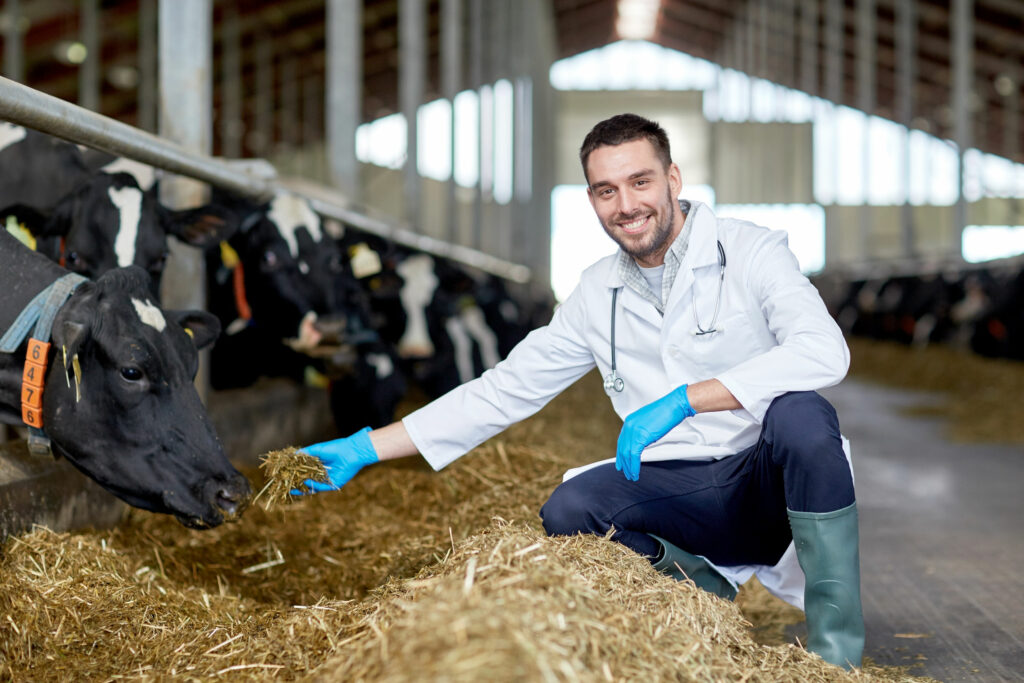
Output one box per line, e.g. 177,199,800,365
262,249,279,270
120,367,143,381
149,254,168,274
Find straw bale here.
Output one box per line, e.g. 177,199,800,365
0,368,940,681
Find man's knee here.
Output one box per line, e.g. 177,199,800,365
540,481,600,537
765,391,841,456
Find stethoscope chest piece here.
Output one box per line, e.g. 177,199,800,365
604,372,624,395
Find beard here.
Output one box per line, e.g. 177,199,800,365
599,186,677,262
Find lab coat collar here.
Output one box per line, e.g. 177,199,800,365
680,201,721,271
663,201,721,317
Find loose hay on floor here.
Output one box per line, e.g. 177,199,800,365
255,447,329,509
1,522,931,682
1,369,940,681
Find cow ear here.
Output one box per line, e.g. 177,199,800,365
37,189,84,239
162,205,238,248
169,310,221,350
52,319,91,381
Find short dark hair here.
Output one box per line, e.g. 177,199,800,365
579,113,672,180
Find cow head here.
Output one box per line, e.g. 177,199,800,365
220,192,347,350
42,265,252,528
34,172,232,297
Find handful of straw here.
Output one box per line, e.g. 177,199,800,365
253,446,329,509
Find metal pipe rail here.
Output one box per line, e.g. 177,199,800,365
0,76,532,283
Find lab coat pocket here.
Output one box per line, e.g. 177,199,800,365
685,311,764,377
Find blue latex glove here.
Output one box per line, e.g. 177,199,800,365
616,384,696,481
292,426,379,495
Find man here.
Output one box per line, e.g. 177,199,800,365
298,114,864,670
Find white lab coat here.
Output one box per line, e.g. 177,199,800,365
403,201,852,609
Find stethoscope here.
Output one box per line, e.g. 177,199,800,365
604,240,726,396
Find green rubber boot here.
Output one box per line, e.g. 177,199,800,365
788,502,865,670
649,534,737,601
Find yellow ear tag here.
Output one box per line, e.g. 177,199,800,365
6,215,36,250
184,327,195,339
349,243,382,279
219,241,240,269
72,354,82,403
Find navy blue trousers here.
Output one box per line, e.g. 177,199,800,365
539,391,855,567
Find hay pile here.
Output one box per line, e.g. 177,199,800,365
255,447,330,508
848,338,1024,444
0,370,937,681
1,523,927,682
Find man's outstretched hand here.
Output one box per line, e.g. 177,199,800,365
616,384,695,481
293,427,380,494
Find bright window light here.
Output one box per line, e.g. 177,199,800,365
716,204,826,274
355,112,406,170
454,90,479,188
550,185,617,303
417,98,451,181
493,79,514,205
962,225,1024,263
616,0,660,41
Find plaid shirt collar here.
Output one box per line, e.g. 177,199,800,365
615,199,693,315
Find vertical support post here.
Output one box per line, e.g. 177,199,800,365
158,0,212,394
441,0,463,244
952,0,973,260
857,0,875,262
281,52,299,153
327,0,361,195
513,1,533,267
470,0,485,249
897,0,916,258
3,0,24,82
138,0,157,132
526,0,555,299
254,29,273,157
799,0,817,97
79,0,100,111
757,0,768,80
825,0,843,207
304,74,320,158
400,0,426,228
221,2,242,158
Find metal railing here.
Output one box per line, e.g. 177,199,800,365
0,76,532,283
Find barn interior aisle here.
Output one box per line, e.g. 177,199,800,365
822,345,1024,682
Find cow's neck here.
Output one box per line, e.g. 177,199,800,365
0,231,66,332
0,231,66,422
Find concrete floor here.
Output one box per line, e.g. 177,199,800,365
821,379,1024,682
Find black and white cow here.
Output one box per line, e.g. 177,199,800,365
0,230,252,528
207,191,406,434
342,235,535,399
1,123,233,297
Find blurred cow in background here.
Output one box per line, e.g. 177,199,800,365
207,191,406,435
828,260,1022,360
336,232,539,399
1,123,234,298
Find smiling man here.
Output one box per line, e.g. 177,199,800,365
296,114,865,670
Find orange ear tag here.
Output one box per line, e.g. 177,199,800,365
21,339,50,428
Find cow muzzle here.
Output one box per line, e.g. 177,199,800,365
210,473,253,523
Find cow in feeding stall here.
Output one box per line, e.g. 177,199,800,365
1,123,234,298
207,191,407,435
339,234,537,399
0,230,252,528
